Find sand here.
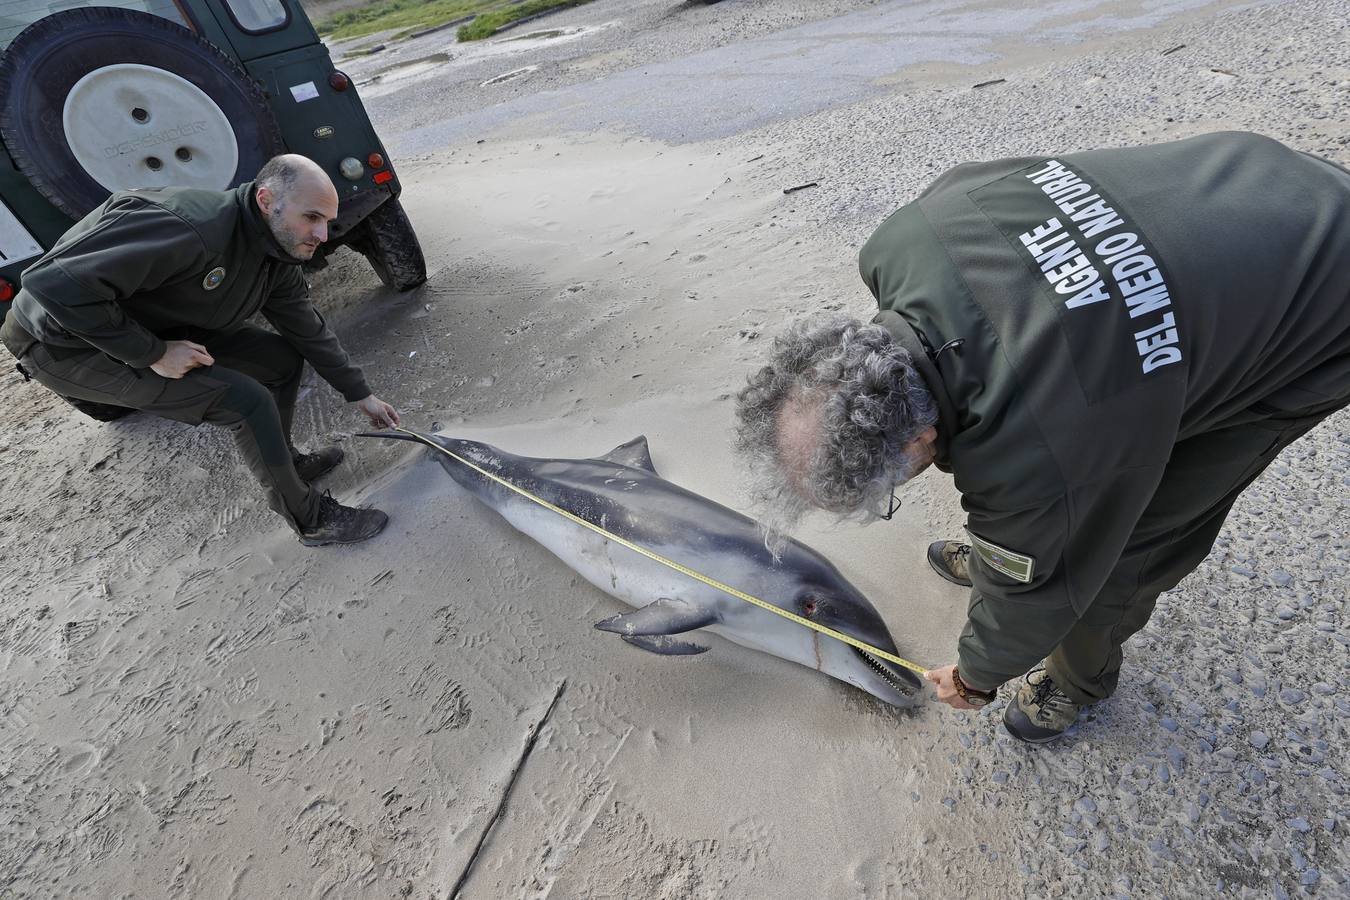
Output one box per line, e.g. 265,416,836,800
2,0,1348,897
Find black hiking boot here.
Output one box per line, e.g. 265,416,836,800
62,395,135,422
1003,667,1083,744
927,540,973,587
292,445,345,483
298,491,388,546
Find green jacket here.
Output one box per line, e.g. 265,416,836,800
861,132,1350,690
11,182,370,401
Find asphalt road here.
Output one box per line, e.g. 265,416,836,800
333,0,1278,151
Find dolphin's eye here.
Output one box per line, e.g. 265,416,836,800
801,598,818,618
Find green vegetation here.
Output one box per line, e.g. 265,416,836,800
457,0,593,41
317,0,595,42
317,0,482,40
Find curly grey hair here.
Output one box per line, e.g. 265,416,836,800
735,313,938,550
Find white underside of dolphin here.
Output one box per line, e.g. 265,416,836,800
361,428,921,708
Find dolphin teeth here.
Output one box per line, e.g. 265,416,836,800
361,428,913,707
856,647,920,693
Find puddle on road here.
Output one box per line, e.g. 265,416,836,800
373,51,453,81
480,65,539,87
495,22,607,48
350,20,617,97
507,29,566,42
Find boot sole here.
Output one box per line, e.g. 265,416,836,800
299,532,381,547
1002,720,1069,744
298,513,388,547
1002,701,1072,744
926,541,973,587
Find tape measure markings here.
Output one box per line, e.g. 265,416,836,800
393,426,928,675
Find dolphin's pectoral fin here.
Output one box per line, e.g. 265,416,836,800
595,436,658,474
594,597,718,636
621,634,709,656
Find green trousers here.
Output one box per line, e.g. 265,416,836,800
2,317,320,530
1046,402,1345,706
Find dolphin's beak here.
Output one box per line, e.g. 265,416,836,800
854,646,923,693
830,641,923,708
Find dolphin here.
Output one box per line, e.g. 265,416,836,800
360,428,921,707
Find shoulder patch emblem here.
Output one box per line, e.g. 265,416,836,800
966,529,1036,584
202,267,226,291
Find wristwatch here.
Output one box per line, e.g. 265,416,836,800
952,667,997,707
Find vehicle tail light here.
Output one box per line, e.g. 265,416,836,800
367,153,385,169
328,71,350,92
0,278,14,303
373,170,394,185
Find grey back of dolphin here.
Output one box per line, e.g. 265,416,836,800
361,428,921,707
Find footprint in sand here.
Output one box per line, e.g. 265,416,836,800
60,741,103,777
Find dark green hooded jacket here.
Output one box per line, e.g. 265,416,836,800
10,182,370,401
861,132,1350,690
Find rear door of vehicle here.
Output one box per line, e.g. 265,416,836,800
196,0,399,234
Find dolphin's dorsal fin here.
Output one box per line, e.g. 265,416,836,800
596,436,657,474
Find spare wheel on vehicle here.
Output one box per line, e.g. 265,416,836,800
0,7,284,219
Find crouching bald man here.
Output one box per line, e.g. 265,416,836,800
735,132,1350,743
0,154,400,546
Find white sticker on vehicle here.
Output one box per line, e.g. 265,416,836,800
290,81,319,103
0,201,42,267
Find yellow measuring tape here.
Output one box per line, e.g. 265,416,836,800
394,426,928,676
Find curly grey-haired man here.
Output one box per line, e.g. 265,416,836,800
736,132,1350,743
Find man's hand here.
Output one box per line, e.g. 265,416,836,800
355,394,400,428
150,340,214,379
925,664,980,710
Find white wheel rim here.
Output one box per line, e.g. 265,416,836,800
62,63,240,193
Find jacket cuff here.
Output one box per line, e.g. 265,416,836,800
954,646,1008,693
126,336,168,370
339,378,372,403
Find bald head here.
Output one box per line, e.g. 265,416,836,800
256,153,333,199
254,154,339,260
734,314,942,551
775,388,826,500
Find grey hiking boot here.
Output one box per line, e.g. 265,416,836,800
292,445,345,483
1003,667,1083,744
927,540,973,587
298,491,388,546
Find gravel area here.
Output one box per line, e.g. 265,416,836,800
703,2,1350,895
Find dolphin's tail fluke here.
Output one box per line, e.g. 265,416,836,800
355,429,508,498
356,428,434,444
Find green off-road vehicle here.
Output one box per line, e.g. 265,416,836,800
0,0,426,325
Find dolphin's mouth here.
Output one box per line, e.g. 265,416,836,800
854,646,921,695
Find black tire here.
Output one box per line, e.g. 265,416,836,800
348,198,427,291
61,395,135,423
0,8,284,219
